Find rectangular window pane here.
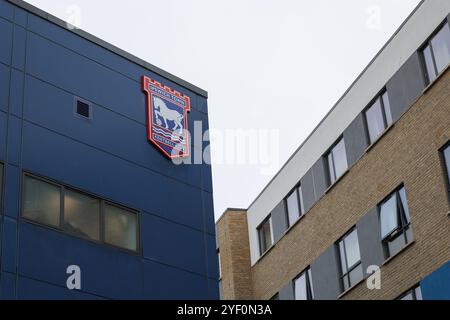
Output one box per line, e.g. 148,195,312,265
382,92,393,126
23,176,61,228
64,189,100,240
415,286,423,300
380,195,398,239
294,273,307,300
287,189,300,226
298,185,305,215
327,152,336,184
332,139,348,180
344,229,361,268
349,264,364,287
398,187,410,224
388,233,407,257
366,98,386,143
105,204,138,251
444,146,450,186
400,292,413,300
423,45,437,82
431,24,450,73
307,269,314,299
259,218,273,254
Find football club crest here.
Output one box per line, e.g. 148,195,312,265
142,76,191,159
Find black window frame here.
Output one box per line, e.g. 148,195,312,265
293,267,314,300
74,96,93,120
397,284,423,300
420,20,450,84
440,141,450,200
21,172,140,254
325,136,348,186
285,184,305,227
257,215,273,256
378,185,412,259
337,227,363,291
363,89,393,144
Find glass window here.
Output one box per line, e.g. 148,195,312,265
379,186,412,258
327,138,348,185
443,144,450,187
105,204,138,251
23,176,61,228
294,268,314,300
338,229,363,291
422,23,450,83
64,189,100,240
258,217,273,255
399,285,423,300
365,91,392,144
286,188,301,226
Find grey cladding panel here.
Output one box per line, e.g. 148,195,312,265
279,281,294,300
310,246,341,300
312,158,328,200
357,206,385,271
386,52,426,122
300,169,316,213
343,113,368,168
271,200,288,243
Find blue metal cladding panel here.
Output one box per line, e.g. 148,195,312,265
143,260,210,300
0,0,217,299
421,261,450,300
141,213,207,276
0,16,13,65
0,63,10,112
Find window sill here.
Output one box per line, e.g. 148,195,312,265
382,240,415,267
337,277,366,299
364,123,396,155
423,63,450,94
324,169,350,195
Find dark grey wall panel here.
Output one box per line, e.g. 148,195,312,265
386,52,426,122
271,200,288,243
343,113,368,168
300,169,316,213
312,158,328,200
278,281,294,300
357,206,385,271
311,246,341,300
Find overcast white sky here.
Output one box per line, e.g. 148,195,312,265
27,0,421,220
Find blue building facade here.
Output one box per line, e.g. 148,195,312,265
0,0,219,299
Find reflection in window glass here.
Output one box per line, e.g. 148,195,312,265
64,189,100,240
380,195,398,239
105,204,138,251
23,176,61,227
327,138,348,185
294,268,314,300
382,92,393,126
431,23,450,73
338,229,363,291
444,145,450,187
366,98,385,143
399,285,423,300
286,189,300,226
258,217,273,255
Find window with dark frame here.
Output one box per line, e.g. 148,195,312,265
421,22,450,84
337,228,364,291
397,284,423,300
365,90,393,144
22,174,139,252
258,216,273,256
294,267,314,300
326,137,348,186
285,184,305,227
379,185,412,259
270,293,279,300
442,143,450,194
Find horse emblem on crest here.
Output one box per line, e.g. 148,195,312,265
142,76,191,159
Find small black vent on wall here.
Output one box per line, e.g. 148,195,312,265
74,98,92,120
